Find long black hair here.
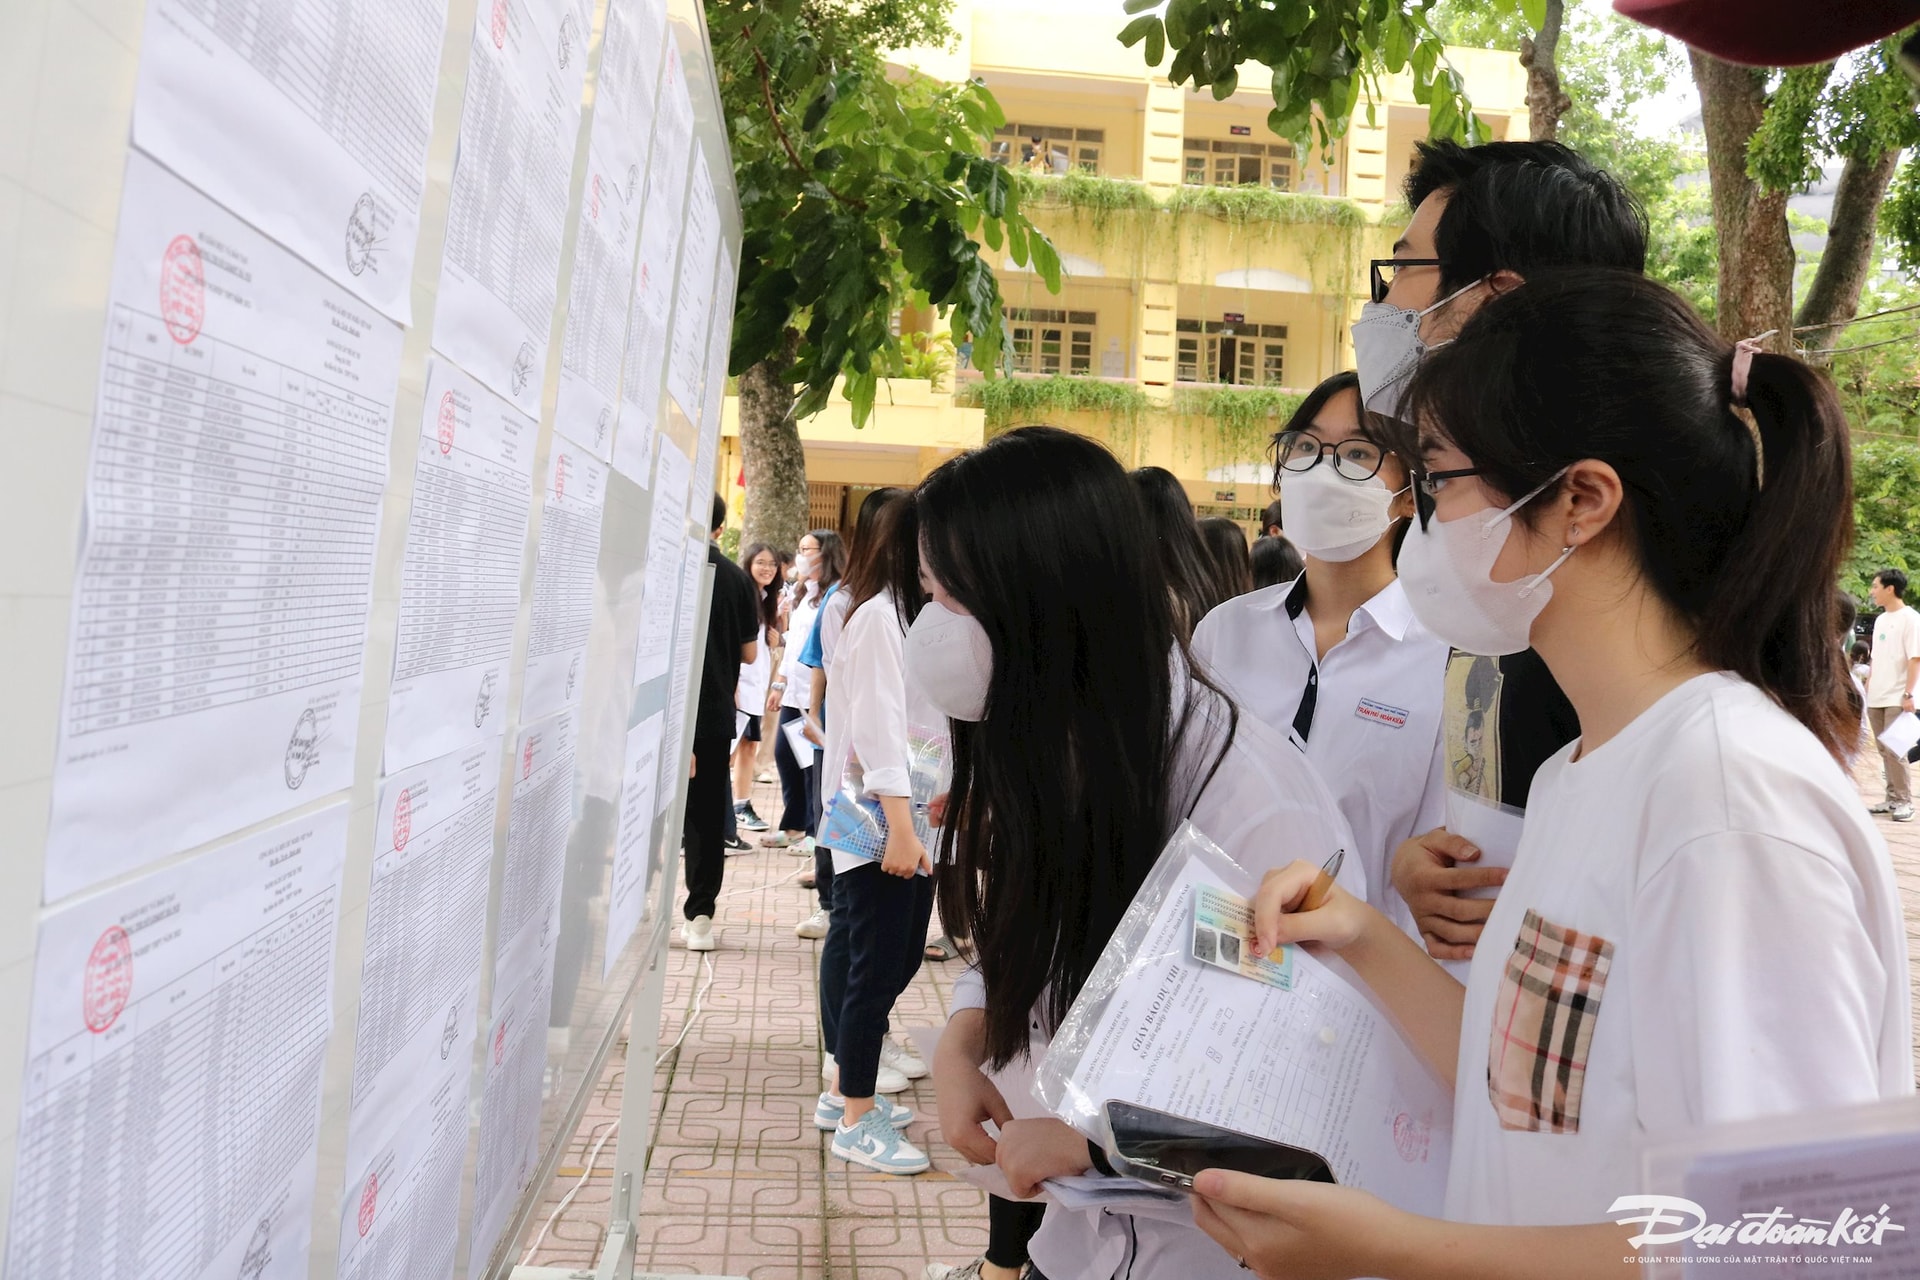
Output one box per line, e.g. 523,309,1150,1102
918,427,1234,1067
739,541,782,633
1197,516,1252,598
805,528,847,597
1406,269,1857,758
841,487,911,618
1130,465,1233,637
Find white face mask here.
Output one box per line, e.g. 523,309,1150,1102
1396,470,1574,656
1351,278,1482,422
794,552,816,580
1278,464,1405,563
904,600,993,722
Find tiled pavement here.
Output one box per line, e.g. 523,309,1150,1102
524,759,1920,1277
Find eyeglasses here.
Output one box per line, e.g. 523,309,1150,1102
1276,430,1390,482
1369,257,1444,305
1410,465,1486,529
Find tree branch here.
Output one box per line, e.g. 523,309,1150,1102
750,38,869,212
1796,147,1902,361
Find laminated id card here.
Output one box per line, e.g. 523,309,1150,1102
1190,884,1294,990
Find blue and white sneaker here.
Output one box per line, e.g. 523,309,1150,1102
814,1091,914,1131
830,1106,930,1174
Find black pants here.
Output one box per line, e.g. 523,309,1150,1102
773,706,819,833
682,736,730,920
819,861,934,1097
988,1196,1047,1270
814,839,835,912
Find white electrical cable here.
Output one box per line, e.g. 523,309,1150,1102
714,861,810,900
518,953,717,1267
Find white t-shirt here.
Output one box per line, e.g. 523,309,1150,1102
1869,605,1920,708
735,623,770,712
1447,672,1912,1228
780,591,821,711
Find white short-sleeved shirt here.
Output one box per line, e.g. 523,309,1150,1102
1869,605,1920,708
1191,575,1448,922
780,591,821,711
736,623,770,712
822,589,940,876
1447,672,1912,1227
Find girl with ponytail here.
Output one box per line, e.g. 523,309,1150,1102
1196,271,1911,1278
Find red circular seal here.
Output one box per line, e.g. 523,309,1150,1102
84,925,133,1034
554,454,568,500
357,1173,378,1237
1392,1112,1430,1164
590,174,603,222
393,788,413,852
491,0,508,48
494,1021,507,1064
523,739,535,779
160,235,205,346
437,391,456,456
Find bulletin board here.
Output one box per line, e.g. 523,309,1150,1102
0,0,741,1277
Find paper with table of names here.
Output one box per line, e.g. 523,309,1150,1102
132,0,448,323
45,152,399,901
605,712,666,978
665,151,720,418
336,742,499,1279
468,952,557,1280
657,535,712,798
7,803,350,1280
522,446,609,721
1050,856,1452,1214
434,0,589,415
552,0,670,459
495,710,579,999
691,242,736,496
631,438,692,686
384,359,537,772
611,168,687,484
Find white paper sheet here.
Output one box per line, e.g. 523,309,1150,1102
690,242,735,497
665,152,720,418
132,0,448,322
782,714,816,769
1879,711,1920,760
1048,857,1453,1215
337,1039,472,1280
610,175,684,484
46,152,399,900
7,803,350,1280
657,535,711,798
605,712,666,978
1442,789,1525,901
550,0,669,459
495,710,579,998
522,447,609,721
384,359,537,772
631,438,693,686
468,958,558,1280
433,0,589,414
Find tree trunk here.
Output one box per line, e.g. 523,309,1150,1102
1689,49,1796,348
739,330,809,555
1796,147,1902,362
1517,0,1572,142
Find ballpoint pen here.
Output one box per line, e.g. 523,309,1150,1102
1300,847,1345,912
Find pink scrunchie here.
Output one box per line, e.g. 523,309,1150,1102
1730,330,1779,406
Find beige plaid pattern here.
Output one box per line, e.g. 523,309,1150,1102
1486,908,1615,1134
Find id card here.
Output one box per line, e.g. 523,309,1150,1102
1190,884,1293,990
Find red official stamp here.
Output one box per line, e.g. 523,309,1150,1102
494,1021,507,1064
393,788,413,852
357,1173,378,1236
523,738,536,779
160,235,205,346
590,173,603,222
84,925,133,1034
437,391,457,456
1393,1111,1430,1164
554,453,568,500
491,0,508,48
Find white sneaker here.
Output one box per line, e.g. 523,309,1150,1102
830,1107,930,1175
1895,803,1915,823
821,1052,908,1095
795,908,830,939
814,1091,914,1130
881,1038,929,1080
682,915,715,952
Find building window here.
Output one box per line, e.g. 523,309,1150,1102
1181,136,1295,189
1007,307,1097,375
1175,319,1287,386
991,124,1105,175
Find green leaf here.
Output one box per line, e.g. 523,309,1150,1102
1520,0,1546,30
1145,21,1166,66
1118,13,1158,47
1122,0,1160,13
1383,11,1409,72
1027,231,1063,293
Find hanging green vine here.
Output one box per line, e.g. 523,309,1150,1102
1171,385,1304,471
1160,185,1368,230
966,375,1153,430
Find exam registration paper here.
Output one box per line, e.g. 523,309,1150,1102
605,712,667,978
8,803,349,1280
46,153,400,899
521,445,609,723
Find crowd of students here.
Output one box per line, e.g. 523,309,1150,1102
677,137,1915,1280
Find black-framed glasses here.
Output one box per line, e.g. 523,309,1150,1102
1369,257,1444,305
1410,466,1486,529
1276,430,1389,482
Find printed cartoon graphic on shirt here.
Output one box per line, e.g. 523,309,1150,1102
1444,653,1503,805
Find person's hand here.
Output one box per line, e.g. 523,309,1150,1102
1389,828,1506,963
802,717,824,747
1191,1169,1405,1280
1250,860,1371,956
997,1118,1092,1199
932,1015,1011,1166
927,792,949,828
882,824,930,878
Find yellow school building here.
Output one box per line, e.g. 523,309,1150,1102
718,1,1531,531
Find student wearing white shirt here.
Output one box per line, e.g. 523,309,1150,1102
1203,273,1909,1278
766,530,844,850
915,428,1364,1280
1865,567,1920,820
731,543,783,834
1192,371,1448,929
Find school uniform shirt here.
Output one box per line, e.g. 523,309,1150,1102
951,683,1366,1280
1191,575,1448,923
780,588,822,712
1868,605,1920,708
736,623,771,714
821,589,939,877
807,585,853,673
1447,672,1912,1229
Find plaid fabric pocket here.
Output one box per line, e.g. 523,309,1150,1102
1486,909,1615,1134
